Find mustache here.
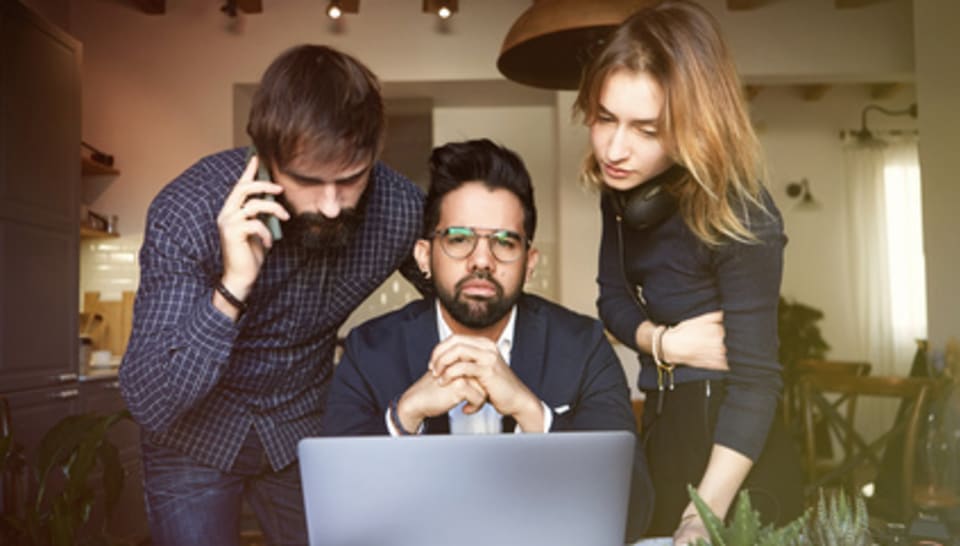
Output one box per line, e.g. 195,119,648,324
454,270,503,296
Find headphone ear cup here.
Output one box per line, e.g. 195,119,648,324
621,181,677,231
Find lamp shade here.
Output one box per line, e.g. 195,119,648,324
497,0,654,90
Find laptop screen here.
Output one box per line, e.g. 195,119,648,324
299,431,635,546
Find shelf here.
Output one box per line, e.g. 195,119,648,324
82,156,120,176
80,225,119,239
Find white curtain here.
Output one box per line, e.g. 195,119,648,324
845,141,893,375
882,140,927,363
844,134,926,442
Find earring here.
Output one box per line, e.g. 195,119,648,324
422,269,431,279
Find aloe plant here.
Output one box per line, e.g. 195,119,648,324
1,410,131,546
685,485,873,546
807,489,871,546
688,485,809,546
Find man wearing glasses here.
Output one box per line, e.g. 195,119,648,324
323,139,652,536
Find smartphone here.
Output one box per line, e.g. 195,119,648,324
244,146,283,241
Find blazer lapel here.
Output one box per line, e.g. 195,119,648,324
509,295,547,397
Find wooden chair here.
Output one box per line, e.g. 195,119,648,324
784,359,872,461
784,359,872,424
797,374,939,519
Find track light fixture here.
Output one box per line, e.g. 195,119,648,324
423,0,458,19
326,0,359,20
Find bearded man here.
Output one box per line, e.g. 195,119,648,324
322,139,654,537
120,45,426,546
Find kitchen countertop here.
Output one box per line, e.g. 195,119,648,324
79,366,119,381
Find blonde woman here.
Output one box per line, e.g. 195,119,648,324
575,1,803,543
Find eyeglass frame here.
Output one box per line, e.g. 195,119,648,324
429,226,531,263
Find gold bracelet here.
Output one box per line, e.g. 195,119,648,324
652,325,675,391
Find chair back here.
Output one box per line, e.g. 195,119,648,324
797,374,938,520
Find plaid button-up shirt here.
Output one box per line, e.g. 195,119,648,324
120,148,424,471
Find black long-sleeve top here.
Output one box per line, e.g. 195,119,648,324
597,188,786,461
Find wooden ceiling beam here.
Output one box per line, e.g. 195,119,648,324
835,0,889,8
797,84,831,102
744,85,764,102
870,83,901,100
134,0,165,15
236,0,262,14
727,0,770,10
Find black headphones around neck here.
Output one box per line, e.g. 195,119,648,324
608,164,686,231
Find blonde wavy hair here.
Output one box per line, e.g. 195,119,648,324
574,0,768,246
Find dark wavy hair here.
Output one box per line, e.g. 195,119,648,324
247,44,384,173
423,139,537,242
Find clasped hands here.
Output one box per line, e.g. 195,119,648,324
395,335,544,434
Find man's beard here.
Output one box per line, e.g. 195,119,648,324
437,268,522,329
281,196,365,251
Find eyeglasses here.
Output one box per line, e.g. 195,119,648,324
432,226,528,263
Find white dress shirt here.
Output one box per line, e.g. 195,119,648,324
385,302,552,436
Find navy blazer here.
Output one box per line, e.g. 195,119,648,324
323,293,654,537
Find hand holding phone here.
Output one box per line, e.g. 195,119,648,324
246,147,283,241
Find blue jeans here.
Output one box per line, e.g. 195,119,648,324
141,429,308,546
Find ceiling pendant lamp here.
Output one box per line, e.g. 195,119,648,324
497,0,655,90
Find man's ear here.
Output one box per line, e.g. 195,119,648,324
414,239,432,278
524,247,539,284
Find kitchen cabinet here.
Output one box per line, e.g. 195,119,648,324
1,3,145,545
0,0,80,392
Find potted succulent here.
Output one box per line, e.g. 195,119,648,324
688,485,871,546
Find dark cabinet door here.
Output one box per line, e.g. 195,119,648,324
0,0,81,230
0,219,78,391
3,383,81,464
0,0,81,391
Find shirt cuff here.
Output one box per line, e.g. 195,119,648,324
514,401,553,434
385,406,424,437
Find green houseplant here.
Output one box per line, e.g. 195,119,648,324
778,296,831,376
0,410,131,546
688,485,872,546
778,296,831,436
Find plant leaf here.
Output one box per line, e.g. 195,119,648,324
98,440,125,516
687,484,728,546
726,490,760,545
36,414,101,486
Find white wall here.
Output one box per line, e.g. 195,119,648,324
752,85,918,361
914,0,960,352
67,0,950,368
70,0,914,237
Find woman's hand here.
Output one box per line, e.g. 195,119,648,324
673,513,709,545
662,311,728,371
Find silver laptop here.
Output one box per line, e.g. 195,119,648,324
298,431,635,546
